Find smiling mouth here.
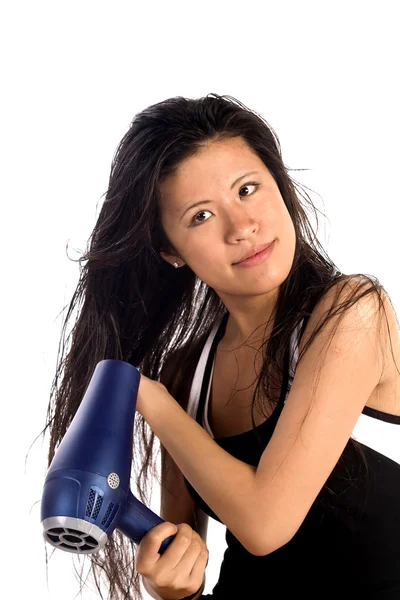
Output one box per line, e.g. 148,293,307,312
232,240,276,267
233,240,275,265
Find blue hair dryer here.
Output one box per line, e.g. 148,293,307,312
41,359,176,555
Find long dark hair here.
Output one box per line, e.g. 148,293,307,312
43,93,398,599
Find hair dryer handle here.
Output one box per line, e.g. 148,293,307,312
118,491,176,554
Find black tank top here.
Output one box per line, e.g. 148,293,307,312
184,311,400,598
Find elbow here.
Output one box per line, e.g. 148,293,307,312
246,532,290,557
239,473,294,556
244,509,293,557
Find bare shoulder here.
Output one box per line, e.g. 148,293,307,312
367,287,400,414
299,277,400,415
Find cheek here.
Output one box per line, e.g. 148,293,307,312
189,240,229,280
194,239,220,264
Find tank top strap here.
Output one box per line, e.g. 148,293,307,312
186,312,228,421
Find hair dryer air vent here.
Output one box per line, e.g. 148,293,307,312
107,473,120,489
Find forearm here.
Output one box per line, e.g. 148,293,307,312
142,392,258,553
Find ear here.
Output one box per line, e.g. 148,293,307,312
159,250,182,266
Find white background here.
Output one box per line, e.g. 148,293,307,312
1,1,399,598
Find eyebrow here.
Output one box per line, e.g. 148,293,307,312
178,170,260,221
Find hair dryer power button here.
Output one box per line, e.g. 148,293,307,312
107,473,120,489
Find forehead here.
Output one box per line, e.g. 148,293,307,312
159,137,264,209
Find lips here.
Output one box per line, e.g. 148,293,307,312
233,240,275,265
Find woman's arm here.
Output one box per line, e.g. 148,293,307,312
137,382,259,555
137,283,388,557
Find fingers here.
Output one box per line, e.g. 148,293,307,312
136,521,178,575
136,521,209,598
163,523,208,575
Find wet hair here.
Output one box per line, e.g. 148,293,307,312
42,93,398,599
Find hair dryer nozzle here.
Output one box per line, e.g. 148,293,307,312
43,516,108,554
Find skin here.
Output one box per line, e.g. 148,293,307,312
158,136,297,350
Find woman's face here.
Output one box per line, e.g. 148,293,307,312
158,136,296,301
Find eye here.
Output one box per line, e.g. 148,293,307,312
238,182,259,198
189,208,212,226
189,182,260,226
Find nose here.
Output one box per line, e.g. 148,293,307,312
225,205,259,238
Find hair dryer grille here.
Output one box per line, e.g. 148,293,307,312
85,489,95,517
85,487,104,520
42,517,108,554
101,502,120,528
46,526,99,552
45,525,100,553
92,494,103,519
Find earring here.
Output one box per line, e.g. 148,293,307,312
173,261,179,268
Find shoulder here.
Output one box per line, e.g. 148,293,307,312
299,275,396,382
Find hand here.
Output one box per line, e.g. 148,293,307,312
136,521,208,600
136,372,171,419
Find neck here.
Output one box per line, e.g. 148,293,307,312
220,288,279,346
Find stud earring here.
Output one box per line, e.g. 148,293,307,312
173,261,179,268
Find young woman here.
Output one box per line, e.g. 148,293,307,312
45,94,400,599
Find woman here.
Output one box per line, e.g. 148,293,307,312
45,93,400,599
